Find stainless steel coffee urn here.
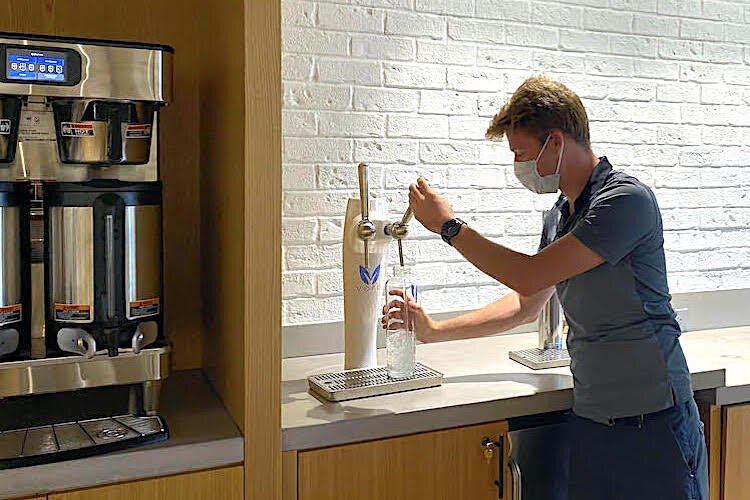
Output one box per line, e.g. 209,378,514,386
0,33,172,468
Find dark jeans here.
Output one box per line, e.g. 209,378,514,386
568,399,708,500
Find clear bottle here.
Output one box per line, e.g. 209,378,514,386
383,266,418,379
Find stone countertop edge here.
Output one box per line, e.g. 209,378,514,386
281,327,750,452
0,369,244,499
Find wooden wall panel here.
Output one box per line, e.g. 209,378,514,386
197,0,246,431
723,404,750,500
245,0,282,499
0,0,203,370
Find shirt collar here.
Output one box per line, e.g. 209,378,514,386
557,157,613,218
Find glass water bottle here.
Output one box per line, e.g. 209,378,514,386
384,266,418,379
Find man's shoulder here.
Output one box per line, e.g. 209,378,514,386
596,169,656,206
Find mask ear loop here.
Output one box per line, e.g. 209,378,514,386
554,138,565,175
534,134,552,177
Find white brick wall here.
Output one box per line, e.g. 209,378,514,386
281,0,750,326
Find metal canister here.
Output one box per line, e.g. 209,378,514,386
0,181,30,359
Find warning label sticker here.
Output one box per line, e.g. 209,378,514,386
60,122,95,137
124,124,152,139
0,304,21,326
0,119,11,135
55,304,91,321
129,298,160,318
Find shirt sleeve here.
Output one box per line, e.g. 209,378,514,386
571,182,657,265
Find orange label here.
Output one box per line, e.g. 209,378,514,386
129,298,160,308
55,304,90,311
0,304,22,313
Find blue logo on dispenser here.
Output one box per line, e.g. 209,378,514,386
359,264,381,285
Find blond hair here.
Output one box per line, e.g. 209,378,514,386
486,76,591,147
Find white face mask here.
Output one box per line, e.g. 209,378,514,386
514,134,565,194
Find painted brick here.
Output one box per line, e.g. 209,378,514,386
531,2,583,28
282,55,313,81
285,296,343,324
283,191,353,217
532,51,586,74
282,1,316,27
608,80,656,101
448,18,506,44
475,0,531,22
351,34,415,61
447,166,505,188
316,269,343,297
318,217,344,241
610,34,658,57
282,27,348,56
633,13,679,37
384,63,446,89
318,4,383,34
417,42,476,66
282,164,317,189
385,11,445,39
283,110,317,137
355,140,419,164
656,83,700,103
282,218,318,244
724,67,750,86
420,141,479,164
477,93,510,117
725,23,750,44
657,0,702,17
680,19,725,42
420,90,477,115
447,67,506,92
386,115,449,138
583,8,633,34
282,271,316,299
317,59,381,85
658,39,703,61
284,138,352,163
702,43,744,64
319,112,385,138
656,125,702,145
701,85,744,105
416,0,474,16
585,55,634,77
449,116,493,140
384,165,447,189
634,59,680,81
354,88,419,112
477,47,532,69
610,0,657,13
559,29,608,52
505,25,559,49
284,83,350,110
679,63,723,83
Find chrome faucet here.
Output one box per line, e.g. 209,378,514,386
355,162,413,268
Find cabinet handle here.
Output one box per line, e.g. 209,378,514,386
481,435,504,498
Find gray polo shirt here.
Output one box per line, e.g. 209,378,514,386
539,157,693,424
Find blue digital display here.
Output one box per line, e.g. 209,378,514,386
6,49,66,83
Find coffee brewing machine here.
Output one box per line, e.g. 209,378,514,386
0,33,171,467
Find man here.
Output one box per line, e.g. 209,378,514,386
383,76,708,499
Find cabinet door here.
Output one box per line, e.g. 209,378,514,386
49,466,242,500
724,404,750,500
298,421,509,500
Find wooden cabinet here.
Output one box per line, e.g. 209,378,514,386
48,466,243,500
295,421,510,500
723,403,750,500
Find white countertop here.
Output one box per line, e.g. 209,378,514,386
282,327,750,451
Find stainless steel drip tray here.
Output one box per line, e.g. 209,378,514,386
308,363,443,402
0,414,168,470
509,348,571,370
0,346,170,398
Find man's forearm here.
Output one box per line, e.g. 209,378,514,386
436,288,552,341
451,226,542,296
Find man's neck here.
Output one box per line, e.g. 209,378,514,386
561,149,600,213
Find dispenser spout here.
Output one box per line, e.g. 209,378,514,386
385,204,413,267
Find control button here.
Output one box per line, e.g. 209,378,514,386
10,63,17,70
39,65,46,73
19,63,26,71
28,63,34,71
55,65,62,74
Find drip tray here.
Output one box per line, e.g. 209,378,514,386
509,348,571,370
308,363,443,402
0,414,168,470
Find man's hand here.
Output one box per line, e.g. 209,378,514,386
408,177,455,234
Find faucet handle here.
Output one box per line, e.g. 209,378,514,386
400,205,413,225
356,162,376,269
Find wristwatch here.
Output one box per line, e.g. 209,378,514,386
441,218,466,246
